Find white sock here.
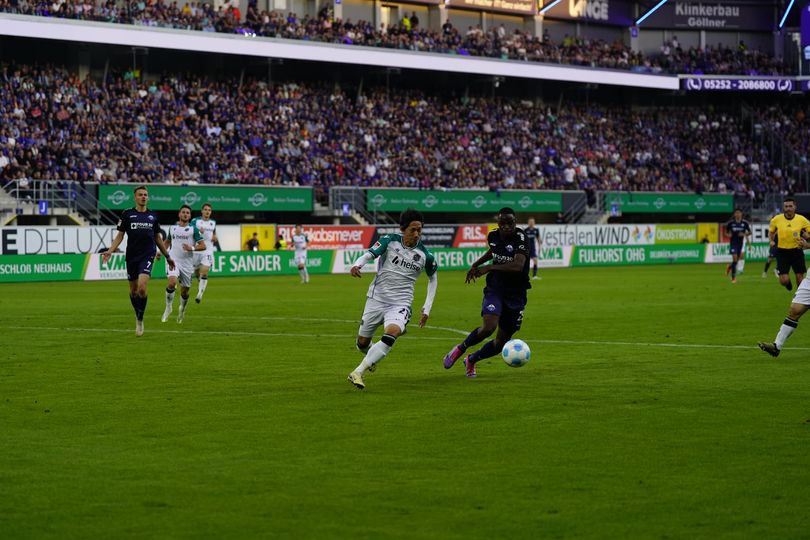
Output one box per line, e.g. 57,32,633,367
303,267,309,282
738,259,745,273
775,318,798,349
298,268,306,281
354,341,391,374
166,288,175,306
179,295,189,312
198,277,208,297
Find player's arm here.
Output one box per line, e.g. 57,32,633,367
185,228,206,252
351,236,390,277
476,253,527,276
102,230,125,263
212,228,221,251
769,219,777,247
420,256,439,327
155,231,175,270
350,250,376,277
465,249,492,283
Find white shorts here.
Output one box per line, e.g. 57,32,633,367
294,253,307,266
167,260,194,288
194,251,214,269
792,278,810,306
358,297,411,337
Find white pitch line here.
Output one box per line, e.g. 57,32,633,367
5,325,806,351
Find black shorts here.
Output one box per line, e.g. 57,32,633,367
126,255,156,281
729,242,744,256
776,248,807,276
481,286,527,334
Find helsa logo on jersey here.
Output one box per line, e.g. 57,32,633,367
390,255,422,272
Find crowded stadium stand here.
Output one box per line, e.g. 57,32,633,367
0,0,795,75
0,0,808,226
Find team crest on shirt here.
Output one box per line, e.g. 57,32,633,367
413,254,421,262
506,245,514,252
148,215,154,221
486,304,496,312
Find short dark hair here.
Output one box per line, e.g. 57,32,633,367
399,208,424,229
784,197,796,204
133,185,148,195
180,204,192,212
733,207,742,212
202,203,213,210
498,207,516,218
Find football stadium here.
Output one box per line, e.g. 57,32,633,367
1,0,810,537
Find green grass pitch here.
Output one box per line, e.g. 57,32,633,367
1,264,809,539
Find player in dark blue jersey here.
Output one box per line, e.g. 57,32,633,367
102,185,174,336
525,217,542,280
724,208,751,284
443,207,531,378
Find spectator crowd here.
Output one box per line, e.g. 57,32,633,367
0,62,798,201
0,0,791,75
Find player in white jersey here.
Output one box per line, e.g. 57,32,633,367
347,208,438,390
161,205,207,323
290,224,310,283
190,203,218,303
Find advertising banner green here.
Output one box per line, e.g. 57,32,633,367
99,185,312,211
655,224,697,244
0,254,86,282
606,193,733,214
571,244,705,267
367,190,562,213
208,250,333,276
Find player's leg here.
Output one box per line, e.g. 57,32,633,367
196,264,210,303
531,256,541,280
443,291,500,368
348,300,385,388
776,251,792,291
763,256,773,278
465,294,526,377
759,282,810,357
162,273,178,322
177,268,193,323
730,252,739,282
133,272,151,336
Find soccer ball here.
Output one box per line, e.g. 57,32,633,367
502,339,531,367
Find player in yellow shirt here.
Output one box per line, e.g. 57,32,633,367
768,197,810,292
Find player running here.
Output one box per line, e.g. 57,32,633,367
769,197,810,292
102,185,174,336
525,217,542,281
443,207,531,378
290,224,310,283
759,234,810,357
725,208,751,284
161,205,207,323
191,203,218,303
347,208,438,390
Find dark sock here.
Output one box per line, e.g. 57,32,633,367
764,262,771,272
785,281,793,291
731,261,737,278
459,328,486,353
470,340,500,363
135,295,148,320
129,294,138,315
532,266,537,277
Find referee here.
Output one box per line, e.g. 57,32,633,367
769,197,810,292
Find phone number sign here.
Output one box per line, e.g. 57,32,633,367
681,78,796,92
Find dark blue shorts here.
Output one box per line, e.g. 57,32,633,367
528,246,538,259
769,246,778,258
481,286,527,333
729,242,744,256
127,255,155,281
